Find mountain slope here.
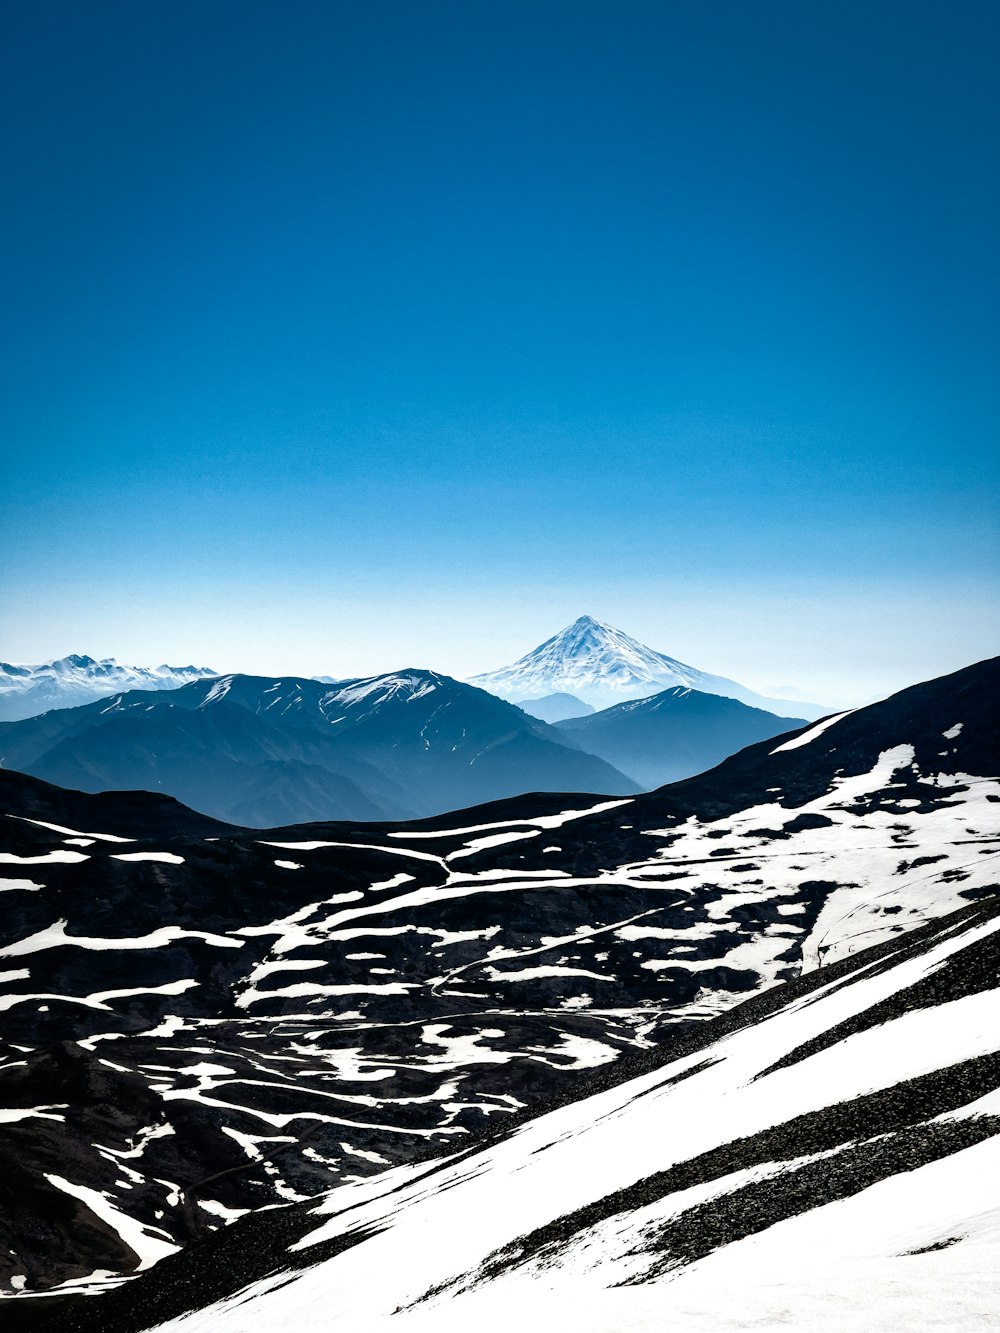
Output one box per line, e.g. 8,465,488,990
17,895,1000,1333
470,614,830,717
0,656,217,722
556,685,807,787
0,671,638,825
0,656,995,1310
515,692,593,723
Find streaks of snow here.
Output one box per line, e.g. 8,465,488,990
943,723,964,740
327,674,436,708
43,1174,178,1268
239,872,601,963
446,867,569,883
0,978,199,1013
770,710,855,753
387,800,633,842
242,958,328,986
528,800,634,828
198,1200,250,1222
340,1142,391,1165
236,980,418,1009
200,676,234,706
274,860,303,870
139,1014,196,1040
368,872,416,893
484,965,612,984
446,831,541,861
102,1123,176,1160
93,979,200,1004
163,1083,461,1136
9,815,134,843
0,919,242,957
615,921,724,943
260,839,445,865
430,927,503,949
0,968,30,983
0,1105,67,1124
0,878,43,892
282,1043,395,1084
112,852,186,865
0,849,88,865
160,911,1000,1333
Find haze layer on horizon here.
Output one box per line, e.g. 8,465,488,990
2,2,997,706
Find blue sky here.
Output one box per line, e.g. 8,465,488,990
1,0,997,703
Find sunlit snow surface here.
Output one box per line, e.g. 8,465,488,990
0,655,217,722
469,614,829,717
146,905,1000,1332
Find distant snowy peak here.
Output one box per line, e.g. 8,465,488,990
187,669,452,721
470,615,829,718
0,655,217,721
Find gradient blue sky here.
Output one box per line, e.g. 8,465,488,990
2,0,997,703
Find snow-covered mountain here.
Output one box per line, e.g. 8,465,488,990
0,655,995,1320
0,670,638,825
0,655,217,722
106,897,1000,1333
470,615,830,718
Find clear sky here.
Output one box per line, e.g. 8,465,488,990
2,0,997,705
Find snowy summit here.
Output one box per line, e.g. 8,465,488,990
0,655,217,722
470,615,827,718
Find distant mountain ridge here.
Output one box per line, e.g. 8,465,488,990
556,684,808,787
0,669,638,825
515,691,594,723
470,614,830,718
0,654,217,722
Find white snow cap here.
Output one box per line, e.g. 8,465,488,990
470,615,825,716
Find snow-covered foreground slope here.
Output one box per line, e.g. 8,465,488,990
471,614,830,717
0,656,216,722
0,656,996,1321
27,895,1000,1333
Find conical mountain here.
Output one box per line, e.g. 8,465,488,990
470,614,828,717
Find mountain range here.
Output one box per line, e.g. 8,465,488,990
1,618,829,728
0,654,995,1327
0,622,834,828
0,656,217,722
470,614,831,717
0,671,640,825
